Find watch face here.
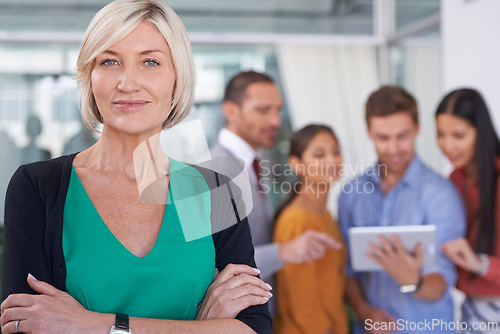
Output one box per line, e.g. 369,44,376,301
109,326,131,334
399,284,417,293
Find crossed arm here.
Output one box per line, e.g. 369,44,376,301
1,264,271,334
1,165,272,334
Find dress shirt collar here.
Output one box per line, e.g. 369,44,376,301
368,154,422,189
217,128,258,168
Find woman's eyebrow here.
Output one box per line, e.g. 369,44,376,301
100,49,166,56
102,50,118,55
139,49,166,55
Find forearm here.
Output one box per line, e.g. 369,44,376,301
91,312,255,334
412,273,446,301
132,318,255,334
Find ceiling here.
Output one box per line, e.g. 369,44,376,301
0,0,439,37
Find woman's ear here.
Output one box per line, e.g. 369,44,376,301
288,155,302,175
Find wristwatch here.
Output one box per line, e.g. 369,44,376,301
399,275,423,293
474,253,490,276
109,313,132,334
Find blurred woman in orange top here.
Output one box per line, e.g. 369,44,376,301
273,124,347,334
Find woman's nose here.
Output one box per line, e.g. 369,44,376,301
441,137,455,154
117,67,141,93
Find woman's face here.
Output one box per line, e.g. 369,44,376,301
436,113,477,170
91,21,175,137
293,131,343,186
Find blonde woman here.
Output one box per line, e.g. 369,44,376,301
0,1,271,333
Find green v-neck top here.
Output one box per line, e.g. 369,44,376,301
62,166,215,320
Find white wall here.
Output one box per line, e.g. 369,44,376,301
442,0,500,132
441,0,500,315
403,45,442,172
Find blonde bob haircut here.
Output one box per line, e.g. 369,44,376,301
76,0,196,130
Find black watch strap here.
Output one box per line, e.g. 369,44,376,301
115,313,129,330
415,275,424,291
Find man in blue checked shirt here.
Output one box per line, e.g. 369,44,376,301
339,85,465,334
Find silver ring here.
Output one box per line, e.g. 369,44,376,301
15,319,20,333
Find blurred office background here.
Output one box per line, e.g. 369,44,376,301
0,0,499,233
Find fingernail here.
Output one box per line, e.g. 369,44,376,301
267,292,273,298
253,268,260,274
28,273,38,281
266,283,272,290
263,297,269,301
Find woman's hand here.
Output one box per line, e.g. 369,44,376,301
196,264,272,320
442,238,482,273
0,274,107,334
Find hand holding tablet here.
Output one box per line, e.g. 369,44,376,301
348,225,437,272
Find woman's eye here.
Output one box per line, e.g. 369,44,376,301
100,59,119,66
144,59,160,67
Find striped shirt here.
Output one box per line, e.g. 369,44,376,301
339,155,466,334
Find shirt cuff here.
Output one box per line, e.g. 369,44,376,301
254,243,284,279
481,255,500,282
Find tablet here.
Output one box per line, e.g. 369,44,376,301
348,225,437,272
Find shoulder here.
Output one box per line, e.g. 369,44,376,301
180,160,233,192
417,162,458,195
10,154,75,190
174,159,214,179
338,169,374,202
183,160,245,200
179,160,250,235
412,162,462,209
210,142,232,158
5,154,76,225
22,154,74,175
274,207,318,240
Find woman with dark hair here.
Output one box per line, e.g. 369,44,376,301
273,124,346,334
436,88,500,332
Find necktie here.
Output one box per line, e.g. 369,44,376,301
252,158,264,193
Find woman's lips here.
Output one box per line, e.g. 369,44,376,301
446,154,461,162
113,100,150,112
